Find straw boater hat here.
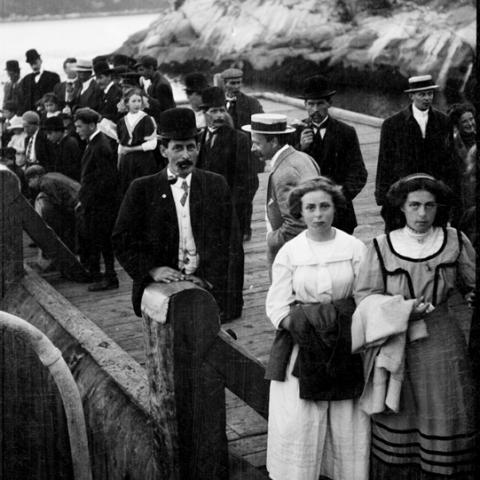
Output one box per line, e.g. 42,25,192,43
404,75,439,93
242,113,295,134
7,116,23,130
72,59,93,72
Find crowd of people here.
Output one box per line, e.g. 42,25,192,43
0,48,478,479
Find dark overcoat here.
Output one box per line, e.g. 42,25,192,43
73,80,103,112
18,70,60,113
375,105,456,207
112,168,243,319
294,116,367,234
98,83,123,123
145,72,176,122
227,91,263,130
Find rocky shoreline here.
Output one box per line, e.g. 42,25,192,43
118,0,476,100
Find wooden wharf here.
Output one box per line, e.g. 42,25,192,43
20,94,384,475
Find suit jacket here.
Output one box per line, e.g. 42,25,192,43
112,168,241,317
78,131,119,213
294,116,367,233
145,72,176,122
53,79,82,109
3,80,22,109
19,70,60,113
25,129,56,172
73,79,103,112
266,145,320,265
98,83,123,123
51,134,82,181
375,105,455,206
227,91,264,130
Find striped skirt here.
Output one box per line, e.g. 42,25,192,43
370,302,478,478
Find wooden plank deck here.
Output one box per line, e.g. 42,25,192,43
24,97,384,471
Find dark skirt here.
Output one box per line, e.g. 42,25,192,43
118,151,158,195
370,302,478,479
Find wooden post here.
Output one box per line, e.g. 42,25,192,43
142,282,229,480
0,165,23,298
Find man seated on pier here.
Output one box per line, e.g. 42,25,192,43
294,75,367,234
43,116,82,181
375,74,457,222
242,113,320,269
112,107,243,322
25,165,80,251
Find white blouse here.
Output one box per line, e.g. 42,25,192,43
266,229,367,329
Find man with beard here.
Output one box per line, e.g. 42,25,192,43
74,107,120,291
294,75,367,234
18,49,60,114
375,75,456,222
243,113,320,268
113,107,243,322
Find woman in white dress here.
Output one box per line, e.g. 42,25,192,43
265,176,370,480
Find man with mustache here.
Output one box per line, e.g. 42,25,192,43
294,75,367,234
113,107,244,322
375,75,457,221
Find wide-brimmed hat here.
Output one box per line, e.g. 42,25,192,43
72,59,93,72
242,113,295,134
221,68,243,81
111,53,136,68
25,49,40,64
299,75,336,100
404,75,439,93
5,60,20,72
42,116,64,132
93,60,113,77
158,107,199,140
7,116,24,130
184,72,209,93
200,86,226,109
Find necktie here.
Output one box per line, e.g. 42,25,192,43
206,130,216,149
26,136,34,162
180,180,188,206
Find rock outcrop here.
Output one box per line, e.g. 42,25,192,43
119,0,476,93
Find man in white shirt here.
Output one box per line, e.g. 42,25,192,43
242,113,320,268
72,59,102,112
375,75,457,221
113,107,243,321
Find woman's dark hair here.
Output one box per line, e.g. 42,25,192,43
289,176,346,220
42,92,59,106
384,174,453,232
448,102,476,128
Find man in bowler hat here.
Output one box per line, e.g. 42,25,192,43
243,113,320,268
113,107,243,321
19,49,60,114
294,74,367,234
184,72,209,129
375,75,456,220
3,60,22,110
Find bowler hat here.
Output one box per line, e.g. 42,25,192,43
221,68,243,81
200,87,226,109
42,116,64,132
158,108,198,140
300,75,336,100
242,113,295,134
134,55,157,70
404,75,439,93
93,60,113,76
72,59,93,72
5,60,20,72
25,49,41,64
111,54,136,68
184,72,209,93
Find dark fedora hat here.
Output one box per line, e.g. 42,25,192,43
25,49,41,64
300,75,336,100
200,86,226,109
42,116,65,132
5,60,20,72
404,75,439,93
158,108,198,140
93,60,113,76
184,72,209,93
111,53,135,68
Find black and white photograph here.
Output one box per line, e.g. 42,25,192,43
0,0,477,478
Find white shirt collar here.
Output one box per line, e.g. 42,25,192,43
81,77,94,92
412,103,429,118
104,81,114,94
168,168,192,187
89,128,100,142
311,115,329,129
270,144,290,168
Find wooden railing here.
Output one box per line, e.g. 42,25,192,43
141,282,270,479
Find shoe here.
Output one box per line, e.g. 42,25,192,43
88,277,119,292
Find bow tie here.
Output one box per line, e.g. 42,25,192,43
34,71,41,76
226,96,237,103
